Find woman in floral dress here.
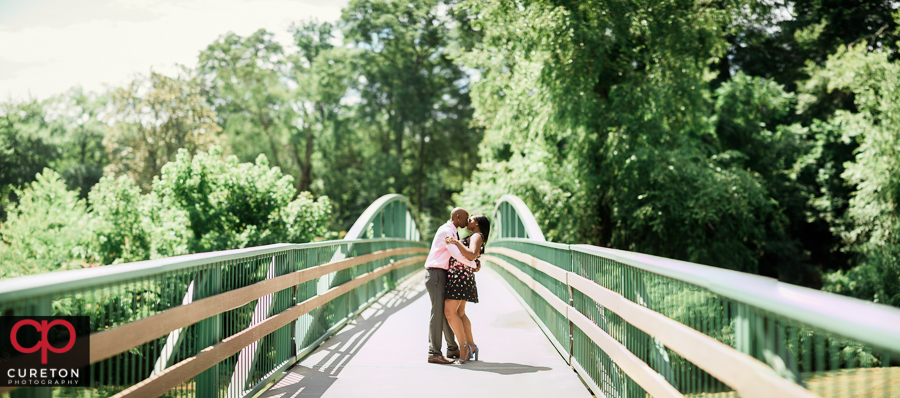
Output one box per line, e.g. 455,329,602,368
444,214,491,364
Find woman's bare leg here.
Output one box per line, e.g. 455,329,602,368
457,301,474,346
444,299,470,360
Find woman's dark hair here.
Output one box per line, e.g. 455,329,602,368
471,214,490,254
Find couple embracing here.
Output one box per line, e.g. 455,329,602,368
424,207,491,365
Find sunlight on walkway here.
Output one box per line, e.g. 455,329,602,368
257,268,592,398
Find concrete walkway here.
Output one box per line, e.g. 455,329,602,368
257,267,592,398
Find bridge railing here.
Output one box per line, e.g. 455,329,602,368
0,195,427,398
484,195,900,398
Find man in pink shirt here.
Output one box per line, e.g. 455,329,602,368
425,207,476,364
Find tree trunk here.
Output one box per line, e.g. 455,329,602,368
597,193,613,247
258,111,282,169
299,126,314,192
388,83,404,191
80,129,87,164
416,130,425,214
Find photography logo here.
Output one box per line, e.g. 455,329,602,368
0,317,90,387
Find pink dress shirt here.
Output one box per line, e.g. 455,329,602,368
424,221,477,269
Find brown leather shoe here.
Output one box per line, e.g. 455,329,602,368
427,355,453,364
446,349,460,359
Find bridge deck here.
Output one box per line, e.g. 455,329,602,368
257,268,592,398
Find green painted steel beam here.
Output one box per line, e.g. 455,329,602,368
492,194,545,241
344,194,423,241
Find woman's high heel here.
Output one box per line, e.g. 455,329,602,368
470,344,479,361
455,344,472,364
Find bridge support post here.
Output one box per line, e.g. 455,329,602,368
150,280,196,378
225,253,295,398
373,213,383,238
631,276,677,391
735,303,804,386
10,297,52,398
272,252,295,374
195,268,223,398
568,281,575,365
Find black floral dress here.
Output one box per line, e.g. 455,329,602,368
446,233,480,303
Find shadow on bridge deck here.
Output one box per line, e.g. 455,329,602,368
256,268,592,398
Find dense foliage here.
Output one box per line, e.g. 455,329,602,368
0,169,88,279
105,71,221,191
0,0,479,279
196,6,480,232
0,149,331,278
453,0,900,305
1,0,898,307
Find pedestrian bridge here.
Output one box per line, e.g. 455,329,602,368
1,194,898,398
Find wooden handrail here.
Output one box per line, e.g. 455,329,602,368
483,254,683,398
112,255,426,398
90,247,427,364
484,248,819,398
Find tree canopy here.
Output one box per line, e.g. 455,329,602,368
1,0,899,307
452,0,900,305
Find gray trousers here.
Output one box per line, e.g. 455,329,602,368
425,268,458,356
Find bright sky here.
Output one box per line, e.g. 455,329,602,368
0,0,348,101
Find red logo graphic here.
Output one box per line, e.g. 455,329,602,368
10,319,76,364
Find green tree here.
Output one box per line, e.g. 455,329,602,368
802,44,900,306
454,143,585,243
342,0,481,231
199,30,297,180
0,99,64,219
0,169,87,279
804,45,900,251
288,21,350,193
48,88,109,197
105,71,222,191
712,72,826,283
724,0,897,95
455,0,800,274
824,246,900,307
153,148,332,253
1,90,108,222
86,175,152,265
85,173,202,264
199,25,369,232
289,22,369,229
85,148,333,265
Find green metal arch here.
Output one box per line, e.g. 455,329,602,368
490,194,546,242
344,194,422,241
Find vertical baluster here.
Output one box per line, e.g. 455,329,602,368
883,352,891,398
829,335,839,397
845,342,854,398
196,265,222,398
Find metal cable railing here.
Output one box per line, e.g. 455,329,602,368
485,195,900,398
